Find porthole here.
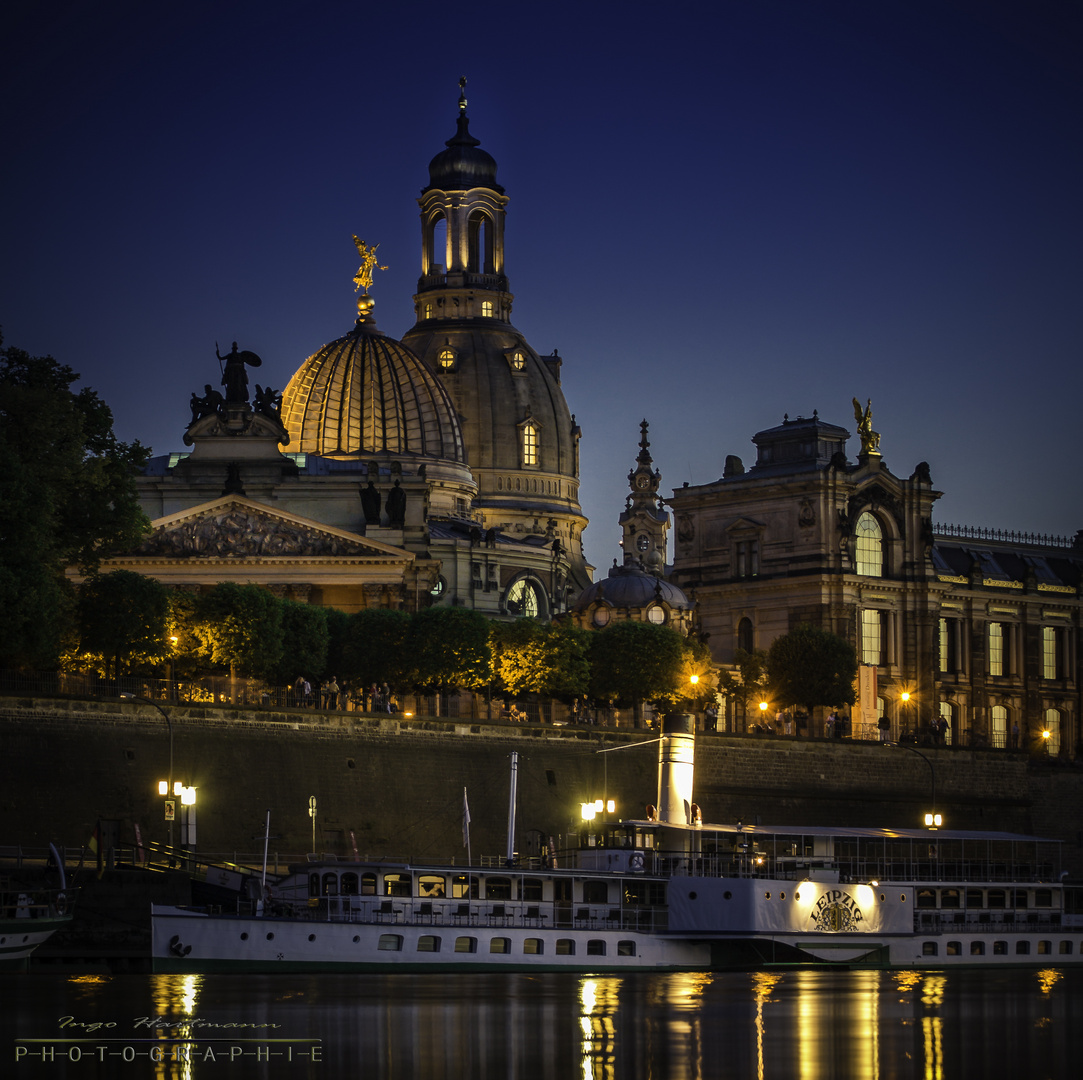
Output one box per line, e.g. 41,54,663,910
880,894,886,903
308,934,316,942
764,892,771,900
240,933,248,941
723,891,732,901
266,933,275,940
900,894,907,903
438,348,456,371
353,935,360,943
689,891,698,901
779,892,786,901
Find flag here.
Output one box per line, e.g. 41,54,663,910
462,787,471,850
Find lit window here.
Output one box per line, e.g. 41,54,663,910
990,706,1008,749
555,939,575,955
510,350,526,370
523,938,543,955
592,606,610,628
988,623,1004,676
646,604,665,625
454,937,476,953
377,934,402,951
417,936,441,953
481,300,494,317
489,938,510,954
522,423,537,466
861,609,882,666
424,303,433,319
507,579,541,619
1042,626,1059,679
438,349,456,371
855,513,883,577
1044,709,1061,756
617,941,636,957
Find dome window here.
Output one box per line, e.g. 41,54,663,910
646,604,666,625
592,606,611,628
438,348,457,372
510,350,526,371
424,303,433,320
481,300,494,318
506,577,546,619
521,422,538,467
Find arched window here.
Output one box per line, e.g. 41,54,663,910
990,705,1008,749
1043,708,1061,756
521,423,538,466
737,618,754,653
855,513,883,577
481,300,494,317
430,217,448,273
505,577,546,619
468,211,492,274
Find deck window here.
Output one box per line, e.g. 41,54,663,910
486,877,512,900
583,880,609,904
587,940,606,956
987,890,1006,909
418,875,447,898
452,874,479,899
340,873,359,895
522,878,544,901
1013,890,1028,909
1035,890,1053,908
384,874,411,897
966,889,984,909
916,889,936,909
946,941,961,955
1016,941,1030,955
922,942,938,956
489,938,510,954
417,936,441,953
361,873,377,895
524,938,543,955
377,935,402,952
454,937,477,953
556,939,575,955
1059,941,1073,955
617,941,636,957
970,941,985,955
994,941,1008,955
940,889,960,909
1038,940,1051,954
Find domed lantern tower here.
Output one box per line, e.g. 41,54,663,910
402,81,592,609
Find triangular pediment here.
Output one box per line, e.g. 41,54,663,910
134,496,413,561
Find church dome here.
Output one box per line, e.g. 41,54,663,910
425,112,503,194
572,564,693,613
281,315,466,462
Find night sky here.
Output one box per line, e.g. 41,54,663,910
3,0,1080,575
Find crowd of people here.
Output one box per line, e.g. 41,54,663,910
290,676,397,713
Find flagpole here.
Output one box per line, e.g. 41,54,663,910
463,786,472,866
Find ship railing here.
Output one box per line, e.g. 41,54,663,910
311,896,669,932
915,910,1064,932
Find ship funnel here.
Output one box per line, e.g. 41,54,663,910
656,713,696,824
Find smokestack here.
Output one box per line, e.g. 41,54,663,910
656,713,695,825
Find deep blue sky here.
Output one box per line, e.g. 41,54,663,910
3,0,1080,573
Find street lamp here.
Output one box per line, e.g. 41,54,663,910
886,741,940,829
121,693,175,853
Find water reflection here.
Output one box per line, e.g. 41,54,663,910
6,967,1082,1079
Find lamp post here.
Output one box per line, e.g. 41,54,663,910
121,693,176,853
886,740,940,829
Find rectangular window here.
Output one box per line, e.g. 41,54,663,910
586,940,606,956
922,941,938,956
988,623,1004,676
377,934,402,951
555,939,575,955
1038,940,1051,955
993,941,1008,955
454,937,476,953
1059,941,1073,955
417,935,441,953
522,424,537,467
489,938,510,954
1043,627,1058,679
617,941,636,957
862,610,882,666
523,938,543,955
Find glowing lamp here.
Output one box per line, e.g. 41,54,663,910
924,812,942,829
181,786,197,806
158,780,168,796
606,799,616,814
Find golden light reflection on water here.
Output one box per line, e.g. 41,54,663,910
1036,968,1062,995
150,974,204,1080
752,973,782,1080
793,969,885,1080
920,975,946,1080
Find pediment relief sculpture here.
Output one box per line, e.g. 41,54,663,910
137,507,375,559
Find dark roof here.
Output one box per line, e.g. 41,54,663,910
573,564,692,612
424,112,502,194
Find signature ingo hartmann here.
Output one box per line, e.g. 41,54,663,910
57,1016,284,1032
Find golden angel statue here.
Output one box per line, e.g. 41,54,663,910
352,237,388,294
852,397,881,455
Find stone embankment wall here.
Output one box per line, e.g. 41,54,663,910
2,697,1081,875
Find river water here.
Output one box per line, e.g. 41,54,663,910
5,967,1080,1079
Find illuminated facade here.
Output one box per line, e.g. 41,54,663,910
668,409,1081,755
127,89,590,620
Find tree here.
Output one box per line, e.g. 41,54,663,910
767,623,858,715
491,619,591,699
0,339,150,667
341,608,412,689
716,647,770,732
274,601,329,685
407,607,491,692
75,570,170,678
190,583,284,680
589,621,687,723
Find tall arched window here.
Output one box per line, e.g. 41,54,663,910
429,216,448,273
1043,708,1061,756
988,623,1004,676
990,705,1008,749
855,513,883,577
521,423,538,466
737,617,754,653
